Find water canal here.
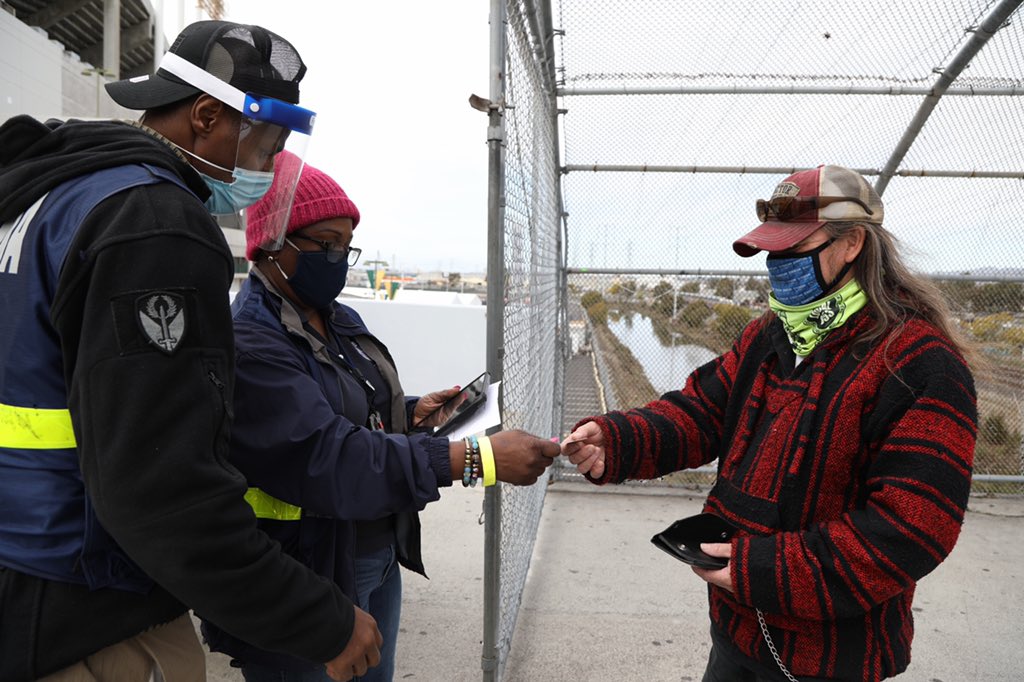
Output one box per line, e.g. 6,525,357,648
605,312,716,396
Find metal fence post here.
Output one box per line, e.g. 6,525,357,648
482,0,508,679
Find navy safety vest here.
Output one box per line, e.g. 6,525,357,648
0,163,193,592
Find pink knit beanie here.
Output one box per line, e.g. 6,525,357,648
245,150,361,260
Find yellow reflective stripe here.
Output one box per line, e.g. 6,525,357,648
0,403,76,449
244,488,302,521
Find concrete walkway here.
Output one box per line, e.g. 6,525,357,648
203,483,1023,681
500,483,1024,682
201,326,1023,680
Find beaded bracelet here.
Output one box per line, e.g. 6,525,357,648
462,437,482,487
468,435,482,487
462,437,474,487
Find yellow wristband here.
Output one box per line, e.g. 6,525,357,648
478,435,496,487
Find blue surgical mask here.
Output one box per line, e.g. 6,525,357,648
277,241,350,309
201,167,274,214
171,143,274,214
766,238,852,306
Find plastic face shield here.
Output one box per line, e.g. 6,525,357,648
235,94,314,248
159,52,315,240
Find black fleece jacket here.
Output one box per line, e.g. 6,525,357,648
0,117,354,679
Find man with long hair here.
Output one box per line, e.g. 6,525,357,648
563,165,975,681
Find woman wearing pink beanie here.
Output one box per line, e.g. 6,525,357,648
200,152,559,681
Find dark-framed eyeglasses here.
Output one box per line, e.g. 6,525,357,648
289,234,362,266
756,195,874,223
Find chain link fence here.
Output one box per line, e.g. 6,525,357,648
552,0,1024,494
482,1,564,679
487,0,1024,679
563,268,1024,492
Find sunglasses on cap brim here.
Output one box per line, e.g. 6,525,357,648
756,195,874,223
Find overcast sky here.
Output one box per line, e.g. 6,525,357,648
157,2,1024,277
166,1,492,273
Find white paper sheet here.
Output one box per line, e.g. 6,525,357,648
445,381,501,441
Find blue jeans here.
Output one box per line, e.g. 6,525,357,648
353,544,402,682
239,545,402,682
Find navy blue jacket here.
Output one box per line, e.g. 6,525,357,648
0,117,356,680
202,270,454,669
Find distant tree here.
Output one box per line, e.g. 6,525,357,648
712,303,753,340
679,281,700,293
974,412,1023,475
586,300,608,326
1002,327,1024,347
936,279,976,312
980,413,1021,449
651,280,673,298
680,300,712,328
971,282,1024,314
650,280,675,316
656,296,678,317
580,290,604,311
447,272,462,290
713,277,735,300
969,313,1013,342
579,290,608,325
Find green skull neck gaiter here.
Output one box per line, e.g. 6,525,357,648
768,279,867,356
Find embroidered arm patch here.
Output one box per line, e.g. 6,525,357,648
110,288,199,355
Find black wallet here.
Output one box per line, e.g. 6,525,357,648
650,513,736,570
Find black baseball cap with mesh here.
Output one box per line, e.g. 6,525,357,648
106,20,306,109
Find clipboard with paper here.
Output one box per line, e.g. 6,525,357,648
435,379,502,441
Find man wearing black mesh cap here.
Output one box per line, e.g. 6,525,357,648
0,20,381,682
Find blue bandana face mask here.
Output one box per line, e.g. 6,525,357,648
766,238,852,306
171,143,274,214
277,241,350,310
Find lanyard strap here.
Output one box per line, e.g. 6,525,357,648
306,324,384,430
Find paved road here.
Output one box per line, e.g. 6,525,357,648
202,484,1023,681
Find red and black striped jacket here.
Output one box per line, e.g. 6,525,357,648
581,308,976,681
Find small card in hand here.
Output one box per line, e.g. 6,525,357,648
651,513,736,570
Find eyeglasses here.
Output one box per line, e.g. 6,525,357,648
756,195,874,223
289,234,362,266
